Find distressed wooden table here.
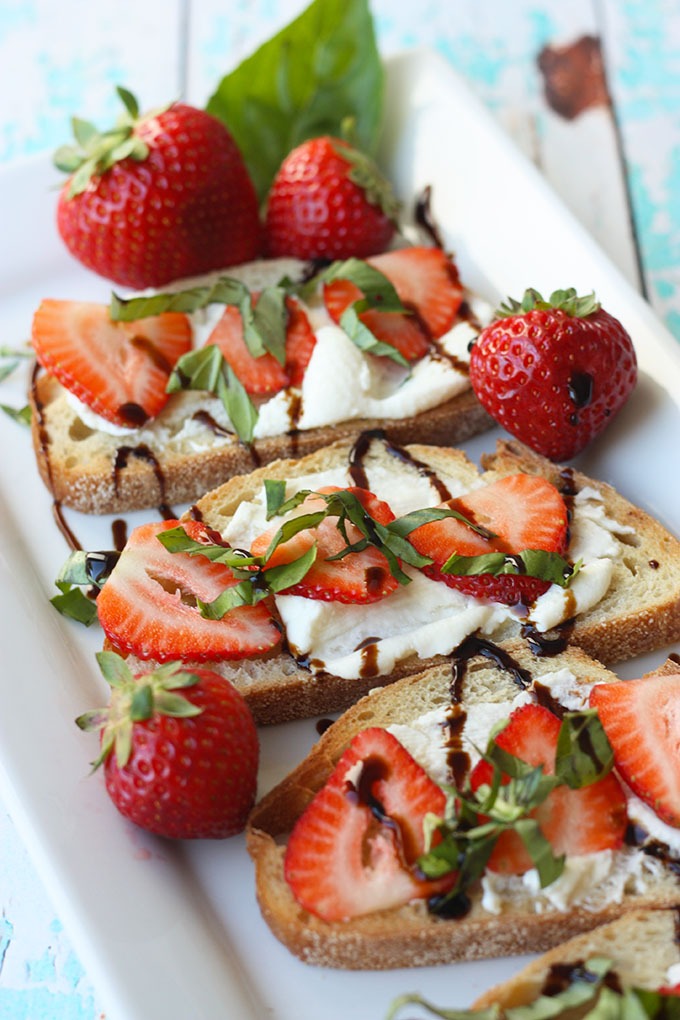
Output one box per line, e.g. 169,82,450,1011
1,1,678,1016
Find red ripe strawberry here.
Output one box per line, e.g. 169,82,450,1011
96,519,282,662
250,487,399,603
470,703,627,874
409,474,569,605
54,87,262,289
264,136,399,260
32,299,191,427
205,294,316,394
590,672,680,827
76,654,259,839
283,727,453,921
469,288,637,461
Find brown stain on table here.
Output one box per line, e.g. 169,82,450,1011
538,35,611,120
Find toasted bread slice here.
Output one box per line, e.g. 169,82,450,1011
472,907,680,1009
247,646,680,969
29,256,492,514
115,434,680,726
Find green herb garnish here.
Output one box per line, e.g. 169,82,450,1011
205,0,383,201
387,959,680,1020
418,710,615,910
165,346,258,444
1,403,31,426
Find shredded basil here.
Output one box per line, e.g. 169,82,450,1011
418,710,616,908
166,346,258,444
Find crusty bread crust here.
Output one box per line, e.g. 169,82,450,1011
472,907,680,1008
125,434,680,726
480,440,680,665
29,375,492,515
246,646,680,969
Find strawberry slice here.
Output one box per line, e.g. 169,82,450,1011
368,247,464,338
96,520,282,662
590,673,680,827
32,299,192,428
322,245,465,362
205,294,316,394
323,277,431,362
250,486,399,604
470,703,627,875
409,474,569,605
284,727,453,922
282,297,318,388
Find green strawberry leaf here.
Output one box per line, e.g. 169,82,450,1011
205,0,383,200
495,287,601,320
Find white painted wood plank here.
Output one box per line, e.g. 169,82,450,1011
186,0,640,290
0,0,185,162
598,0,680,333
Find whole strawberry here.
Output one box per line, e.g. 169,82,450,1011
55,87,262,289
264,135,400,260
469,288,637,461
77,652,259,839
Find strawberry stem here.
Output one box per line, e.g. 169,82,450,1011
495,287,600,320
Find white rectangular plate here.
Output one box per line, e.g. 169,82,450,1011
0,49,679,1020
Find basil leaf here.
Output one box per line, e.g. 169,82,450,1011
265,479,288,518
322,258,405,311
515,817,565,888
339,300,409,367
55,549,120,591
0,360,19,383
634,988,680,1019
198,581,259,618
50,583,98,626
555,710,614,789
205,0,383,200
442,549,577,588
166,346,258,444
167,345,224,392
262,508,328,562
387,993,500,1020
0,345,32,358
389,506,496,541
156,526,257,568
249,286,288,365
320,259,411,367
110,275,252,321
1,403,31,426
263,543,318,593
220,364,259,444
